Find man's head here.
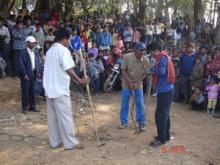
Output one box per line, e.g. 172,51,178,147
54,28,71,47
148,42,163,58
25,36,36,50
135,42,146,60
88,53,95,60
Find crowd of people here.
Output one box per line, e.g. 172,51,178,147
0,8,220,149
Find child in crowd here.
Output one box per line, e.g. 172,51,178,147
112,28,119,46
87,37,92,50
35,48,45,97
189,87,205,111
190,57,204,92
88,53,105,94
206,77,219,114
45,28,55,50
133,27,141,44
116,35,124,50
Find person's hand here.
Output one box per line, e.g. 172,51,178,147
132,82,138,89
24,75,29,80
80,76,90,85
128,82,134,90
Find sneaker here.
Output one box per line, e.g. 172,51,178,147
213,113,220,118
118,123,128,129
154,136,172,142
152,93,157,97
139,124,146,132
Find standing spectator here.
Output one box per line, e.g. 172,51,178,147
11,18,29,76
179,42,196,103
144,20,153,46
88,42,98,59
116,35,124,50
153,19,161,42
195,20,203,42
123,23,133,47
148,42,175,147
69,27,82,66
133,27,141,45
88,53,104,93
98,26,112,50
190,57,204,91
0,17,12,75
206,78,219,114
208,47,220,76
196,45,208,65
119,42,149,131
34,23,45,49
17,36,40,114
43,28,88,150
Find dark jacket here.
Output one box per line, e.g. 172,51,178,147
17,48,40,80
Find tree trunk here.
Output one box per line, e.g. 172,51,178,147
194,0,203,23
138,0,147,19
214,7,220,45
0,0,11,17
22,0,27,9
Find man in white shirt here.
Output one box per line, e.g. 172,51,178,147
43,28,88,150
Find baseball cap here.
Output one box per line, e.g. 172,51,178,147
25,36,36,43
135,42,146,50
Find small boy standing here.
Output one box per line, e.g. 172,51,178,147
206,78,219,114
88,53,104,93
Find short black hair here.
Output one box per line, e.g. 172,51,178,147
54,28,71,42
148,42,163,51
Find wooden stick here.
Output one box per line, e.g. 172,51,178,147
78,50,99,141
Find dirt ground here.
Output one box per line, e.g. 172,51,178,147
0,78,220,165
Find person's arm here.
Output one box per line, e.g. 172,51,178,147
5,27,11,44
121,69,133,89
66,69,86,84
150,56,167,76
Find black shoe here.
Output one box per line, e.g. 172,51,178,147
29,108,40,112
22,110,27,114
149,139,165,148
154,136,170,142
139,123,146,132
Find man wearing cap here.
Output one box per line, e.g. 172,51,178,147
17,36,40,114
119,42,149,131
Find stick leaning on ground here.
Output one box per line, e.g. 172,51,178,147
78,50,99,141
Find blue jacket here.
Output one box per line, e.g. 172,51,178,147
17,48,40,80
180,53,196,76
151,56,174,93
98,32,112,46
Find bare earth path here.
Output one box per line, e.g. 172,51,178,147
0,78,220,165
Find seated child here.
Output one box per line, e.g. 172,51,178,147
189,87,205,111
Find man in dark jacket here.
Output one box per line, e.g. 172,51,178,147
17,36,40,114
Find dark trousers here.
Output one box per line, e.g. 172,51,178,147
155,89,174,143
20,79,36,112
90,76,100,93
0,43,12,74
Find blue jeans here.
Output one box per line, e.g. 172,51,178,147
144,35,153,46
155,89,174,143
90,76,100,93
120,88,146,125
